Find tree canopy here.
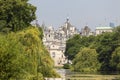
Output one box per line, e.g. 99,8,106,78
65,34,95,60
0,0,60,79
73,48,100,73
111,47,120,71
0,27,60,80
65,26,120,73
0,0,36,32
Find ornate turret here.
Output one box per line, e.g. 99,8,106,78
60,18,79,39
66,17,69,23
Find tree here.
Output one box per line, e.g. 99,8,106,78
111,47,120,72
110,26,120,72
94,32,116,72
66,26,120,73
0,0,36,32
0,27,60,80
113,26,120,46
17,27,60,78
65,34,82,60
73,48,100,73
0,34,31,79
65,34,95,60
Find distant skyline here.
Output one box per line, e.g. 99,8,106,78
29,0,120,30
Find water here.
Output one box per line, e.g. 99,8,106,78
56,69,120,80
66,74,120,80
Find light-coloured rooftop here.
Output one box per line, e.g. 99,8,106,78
96,26,113,30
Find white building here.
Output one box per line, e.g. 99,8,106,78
42,18,79,67
95,26,113,35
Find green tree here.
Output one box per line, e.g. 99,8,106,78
17,27,60,78
0,34,32,79
65,34,81,60
65,34,95,60
66,26,120,73
113,26,120,46
73,48,100,73
110,47,120,72
95,32,117,72
0,27,60,80
0,0,36,32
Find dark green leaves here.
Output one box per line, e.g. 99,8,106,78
66,26,120,73
0,27,60,80
0,0,36,32
73,48,100,72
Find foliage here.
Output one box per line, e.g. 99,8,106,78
94,32,116,72
110,47,120,72
0,27,59,80
65,34,95,60
65,34,81,60
0,33,35,79
0,0,36,32
0,0,59,79
73,48,100,72
65,26,120,73
113,26,120,46
17,27,60,78
63,63,71,69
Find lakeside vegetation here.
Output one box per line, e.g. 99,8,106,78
65,26,120,74
0,0,59,80
0,0,120,80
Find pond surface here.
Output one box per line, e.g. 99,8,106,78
66,74,120,80
56,69,120,80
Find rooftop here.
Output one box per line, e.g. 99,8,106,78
96,26,113,30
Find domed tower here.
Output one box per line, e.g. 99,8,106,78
61,18,78,39
81,26,91,36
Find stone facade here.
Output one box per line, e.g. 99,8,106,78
81,26,94,36
95,26,113,35
42,18,79,67
41,18,114,66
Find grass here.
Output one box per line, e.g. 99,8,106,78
66,74,120,80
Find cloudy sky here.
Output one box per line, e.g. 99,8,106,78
29,0,120,30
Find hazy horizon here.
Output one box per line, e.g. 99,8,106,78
29,0,120,31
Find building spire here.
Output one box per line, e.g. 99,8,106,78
66,17,69,23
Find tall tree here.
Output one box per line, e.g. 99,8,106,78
0,34,31,79
95,32,115,72
73,48,100,72
0,0,36,32
65,34,95,60
111,47,120,72
0,27,60,80
65,34,81,60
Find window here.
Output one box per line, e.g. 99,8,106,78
49,35,50,37
52,52,55,58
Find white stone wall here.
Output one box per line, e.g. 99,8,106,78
50,49,66,66
96,29,112,35
42,20,79,67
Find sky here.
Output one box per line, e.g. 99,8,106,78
29,0,120,31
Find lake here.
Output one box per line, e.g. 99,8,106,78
56,69,120,80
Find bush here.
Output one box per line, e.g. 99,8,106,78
73,48,100,72
63,63,71,69
0,27,60,79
